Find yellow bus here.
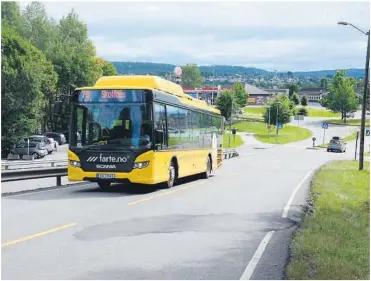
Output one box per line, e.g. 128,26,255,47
67,75,224,189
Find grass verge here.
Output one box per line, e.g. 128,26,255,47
286,160,370,280
223,133,243,148
307,108,340,117
323,118,370,126
365,151,370,156
243,107,265,115
244,106,340,118
233,121,312,144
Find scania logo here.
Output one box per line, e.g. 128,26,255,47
96,164,116,169
86,154,128,163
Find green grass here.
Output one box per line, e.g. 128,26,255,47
243,107,265,115
323,118,370,126
307,108,340,117
244,106,340,118
232,121,312,144
317,130,357,148
365,151,370,156
286,161,370,280
223,133,244,148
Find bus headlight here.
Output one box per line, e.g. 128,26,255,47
133,161,150,169
69,160,81,168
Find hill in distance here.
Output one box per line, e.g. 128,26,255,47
111,61,365,78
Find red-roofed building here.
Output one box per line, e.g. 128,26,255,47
183,86,233,105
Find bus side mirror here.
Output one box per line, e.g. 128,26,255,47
155,129,164,144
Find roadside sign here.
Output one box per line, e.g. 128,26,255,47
366,128,370,136
277,123,283,129
322,122,329,129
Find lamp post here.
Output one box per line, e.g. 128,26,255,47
229,85,234,147
338,21,370,171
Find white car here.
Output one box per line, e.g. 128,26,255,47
47,137,58,151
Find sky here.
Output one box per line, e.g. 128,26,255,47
19,0,370,71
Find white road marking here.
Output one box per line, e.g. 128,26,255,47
282,170,313,218
240,230,275,280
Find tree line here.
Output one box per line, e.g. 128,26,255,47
1,1,118,145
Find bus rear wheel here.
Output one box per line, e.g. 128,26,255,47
97,180,111,190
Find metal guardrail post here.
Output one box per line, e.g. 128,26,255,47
56,176,61,186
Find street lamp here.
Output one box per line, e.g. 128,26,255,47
338,21,370,171
228,85,234,147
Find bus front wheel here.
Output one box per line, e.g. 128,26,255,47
97,180,111,190
160,161,177,189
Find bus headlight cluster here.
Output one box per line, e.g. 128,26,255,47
133,161,150,169
69,160,81,168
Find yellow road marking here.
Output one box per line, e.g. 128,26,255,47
128,181,206,206
128,173,238,206
2,223,77,248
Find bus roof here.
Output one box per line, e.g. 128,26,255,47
76,75,221,115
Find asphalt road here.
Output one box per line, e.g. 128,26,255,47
3,133,368,280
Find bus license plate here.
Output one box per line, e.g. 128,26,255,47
97,173,115,179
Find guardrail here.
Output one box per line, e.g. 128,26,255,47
223,148,239,159
1,166,67,186
1,149,239,185
1,159,67,170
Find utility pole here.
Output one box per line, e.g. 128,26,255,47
337,21,370,170
359,31,370,170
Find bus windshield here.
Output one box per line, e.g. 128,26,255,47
71,103,153,150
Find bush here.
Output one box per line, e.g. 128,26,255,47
297,107,308,116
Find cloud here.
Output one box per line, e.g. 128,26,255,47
19,0,370,71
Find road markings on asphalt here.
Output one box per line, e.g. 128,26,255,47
1,223,77,248
128,181,207,206
240,230,275,280
282,170,313,218
128,173,238,206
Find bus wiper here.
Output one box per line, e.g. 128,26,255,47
80,143,105,151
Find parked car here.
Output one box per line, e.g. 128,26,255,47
346,112,355,118
327,138,347,153
47,137,58,151
45,132,66,145
62,131,69,143
29,135,54,154
13,141,48,159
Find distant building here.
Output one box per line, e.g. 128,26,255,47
244,84,288,105
183,86,232,105
298,88,328,102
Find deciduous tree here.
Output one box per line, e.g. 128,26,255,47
325,70,359,122
233,82,248,108
1,27,57,143
300,95,308,107
181,63,202,88
215,90,238,120
263,95,292,125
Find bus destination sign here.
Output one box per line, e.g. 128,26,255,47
77,90,144,103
